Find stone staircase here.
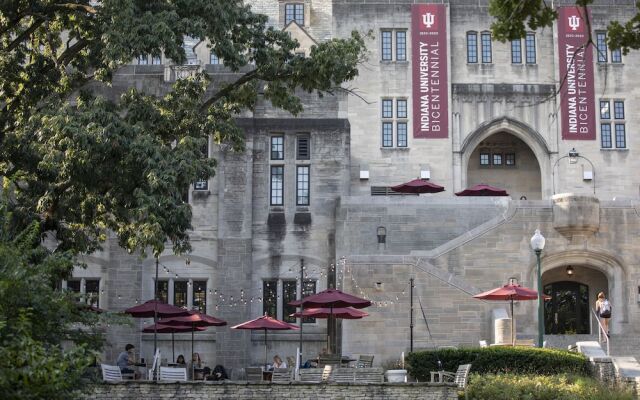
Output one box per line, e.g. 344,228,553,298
543,334,640,362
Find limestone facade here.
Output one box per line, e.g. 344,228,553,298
71,0,640,369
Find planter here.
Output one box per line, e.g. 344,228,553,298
384,369,407,383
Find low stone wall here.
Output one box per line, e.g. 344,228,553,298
89,381,459,400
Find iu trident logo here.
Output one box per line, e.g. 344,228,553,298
568,15,580,31
423,12,435,28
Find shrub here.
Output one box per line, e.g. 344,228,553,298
406,347,589,381
465,373,633,400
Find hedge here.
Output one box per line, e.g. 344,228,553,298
465,373,633,400
406,347,590,381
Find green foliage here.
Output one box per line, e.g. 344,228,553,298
465,373,633,400
0,0,368,256
406,347,590,381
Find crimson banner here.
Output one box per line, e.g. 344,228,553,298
411,4,448,139
557,6,596,140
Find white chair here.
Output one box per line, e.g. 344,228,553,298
479,340,488,348
159,366,188,382
148,349,161,380
101,364,123,382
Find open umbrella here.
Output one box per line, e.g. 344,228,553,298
473,282,550,346
125,300,191,363
161,311,227,378
455,184,509,196
142,323,206,362
290,307,369,319
391,178,445,194
231,313,299,369
289,288,371,353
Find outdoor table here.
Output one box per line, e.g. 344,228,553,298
430,370,446,382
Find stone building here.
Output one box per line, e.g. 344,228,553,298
70,0,640,369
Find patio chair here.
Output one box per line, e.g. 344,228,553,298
159,366,187,382
271,368,292,383
479,340,488,348
101,364,124,382
318,354,342,368
299,367,325,383
245,367,263,382
354,367,384,383
328,367,356,383
356,354,374,368
440,364,472,388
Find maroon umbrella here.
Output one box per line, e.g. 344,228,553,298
289,288,371,353
142,323,206,362
231,314,299,368
455,184,509,196
161,311,227,376
124,300,191,318
473,283,550,346
391,178,445,194
290,307,369,319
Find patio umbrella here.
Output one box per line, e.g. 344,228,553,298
290,307,369,319
289,288,371,353
231,313,299,369
142,323,206,362
161,311,227,378
391,178,445,194
125,300,191,363
455,184,509,196
473,282,550,346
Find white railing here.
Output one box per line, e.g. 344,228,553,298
591,308,609,356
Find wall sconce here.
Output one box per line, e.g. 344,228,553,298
508,276,518,285
568,148,579,164
566,265,574,276
377,226,387,244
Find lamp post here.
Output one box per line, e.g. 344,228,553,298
530,229,546,348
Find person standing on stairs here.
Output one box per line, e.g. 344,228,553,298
595,292,612,338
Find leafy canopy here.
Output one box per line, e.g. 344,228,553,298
0,0,367,256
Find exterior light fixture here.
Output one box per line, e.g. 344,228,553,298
566,265,574,276
530,229,546,348
377,226,387,244
568,148,579,164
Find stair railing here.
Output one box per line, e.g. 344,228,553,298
591,308,610,356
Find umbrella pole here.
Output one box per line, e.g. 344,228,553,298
172,332,175,362
191,324,194,380
154,256,159,380
511,298,515,347
265,328,268,371
298,259,304,370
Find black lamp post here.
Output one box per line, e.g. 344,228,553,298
530,229,546,348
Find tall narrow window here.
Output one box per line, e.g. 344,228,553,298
525,33,536,64
270,166,284,206
614,100,625,120
157,281,169,304
296,134,310,160
596,32,608,63
397,99,407,119
137,55,148,65
614,100,626,149
382,123,393,147
271,135,284,160
601,124,612,148
282,281,297,323
481,32,492,63
467,32,478,63
511,39,522,64
396,31,406,61
381,30,392,61
285,3,304,25
397,123,407,148
382,99,393,118
302,280,316,323
611,48,622,63
600,100,611,119
174,281,188,308
615,124,626,148
85,279,100,307
296,166,310,206
210,52,219,65
151,55,161,65
263,280,278,317
192,281,207,312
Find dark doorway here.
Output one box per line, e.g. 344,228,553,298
544,281,590,334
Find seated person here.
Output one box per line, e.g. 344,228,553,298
189,352,211,379
302,347,328,368
176,354,186,366
206,364,229,381
271,355,287,370
116,344,140,379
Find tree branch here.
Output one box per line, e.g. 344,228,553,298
57,38,89,67
199,69,259,111
3,18,45,52
51,3,97,14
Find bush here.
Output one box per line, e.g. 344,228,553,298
406,347,589,381
465,373,633,400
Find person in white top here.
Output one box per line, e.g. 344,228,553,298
271,355,287,369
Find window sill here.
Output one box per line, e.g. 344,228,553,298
600,147,629,151
380,60,409,65
381,147,410,151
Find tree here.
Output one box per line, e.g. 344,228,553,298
489,0,640,53
0,1,367,397
0,0,368,256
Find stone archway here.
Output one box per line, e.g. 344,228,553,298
456,117,552,197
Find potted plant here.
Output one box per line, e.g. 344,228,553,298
382,359,407,383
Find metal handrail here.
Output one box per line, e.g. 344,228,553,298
591,308,610,356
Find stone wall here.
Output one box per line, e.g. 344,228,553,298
88,382,459,400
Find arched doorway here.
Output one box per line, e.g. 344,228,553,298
467,132,542,199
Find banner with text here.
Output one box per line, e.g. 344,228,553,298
412,4,448,139
557,6,596,140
